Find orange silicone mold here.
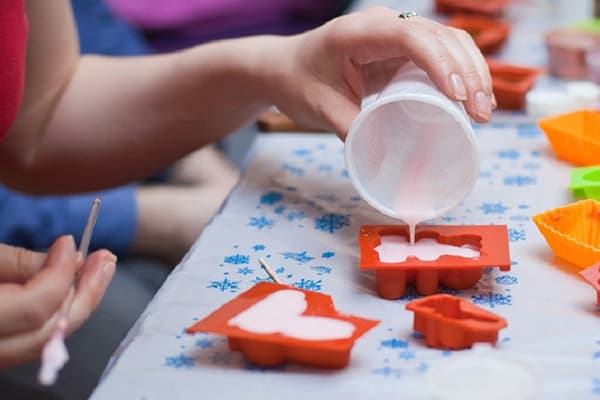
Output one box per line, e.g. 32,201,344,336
186,282,379,369
446,16,510,54
538,110,600,166
406,294,507,349
580,262,600,304
358,225,511,300
435,0,511,16
532,199,600,269
486,58,541,110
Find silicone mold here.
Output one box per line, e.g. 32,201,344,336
486,58,541,110
186,282,379,369
358,225,511,300
538,110,600,166
545,29,600,79
435,0,511,16
532,199,600,269
570,166,600,201
406,294,507,349
446,16,510,54
580,262,600,304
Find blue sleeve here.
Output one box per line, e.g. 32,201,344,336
0,185,137,258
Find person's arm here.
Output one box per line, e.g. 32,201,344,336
0,3,493,194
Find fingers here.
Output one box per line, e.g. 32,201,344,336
331,8,494,121
66,249,116,334
0,243,47,283
0,309,62,369
0,236,81,336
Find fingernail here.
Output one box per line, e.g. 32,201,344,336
475,91,492,119
64,235,76,251
100,262,116,284
449,73,468,101
490,93,498,109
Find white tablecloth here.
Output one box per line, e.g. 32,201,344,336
92,127,600,399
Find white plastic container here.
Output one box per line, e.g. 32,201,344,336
344,62,479,229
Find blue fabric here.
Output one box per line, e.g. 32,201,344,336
0,185,137,258
0,1,147,257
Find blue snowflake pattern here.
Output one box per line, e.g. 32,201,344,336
224,254,250,265
509,215,530,221
380,339,408,349
260,191,283,205
479,202,509,214
282,251,314,264
495,275,518,285
411,332,425,340
441,216,456,222
195,338,214,349
314,213,351,233
372,366,402,378
480,171,492,178
317,164,333,172
471,292,512,308
593,351,600,360
509,228,526,242
293,279,322,292
286,211,305,221
207,278,241,293
523,162,541,170
517,124,542,138
252,244,266,252
398,350,416,360
274,205,286,214
164,353,194,369
293,148,311,157
248,216,274,230
593,378,600,395
210,352,233,365
530,150,540,157
498,150,520,160
275,267,285,274
282,163,304,176
322,251,335,258
341,169,350,178
518,204,530,209
251,276,272,284
311,265,332,275
504,175,536,186
350,196,362,201
237,267,254,275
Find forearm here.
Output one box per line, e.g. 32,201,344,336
0,36,279,194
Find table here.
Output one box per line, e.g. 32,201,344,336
92,1,600,398
92,127,600,399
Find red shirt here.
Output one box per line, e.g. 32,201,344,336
0,0,27,141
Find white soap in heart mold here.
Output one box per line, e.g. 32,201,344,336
228,289,355,341
375,235,480,263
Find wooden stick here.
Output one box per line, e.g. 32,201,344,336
258,257,282,284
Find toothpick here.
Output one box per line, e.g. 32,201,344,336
258,257,282,284
38,198,101,386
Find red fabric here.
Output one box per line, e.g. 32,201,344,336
0,0,28,141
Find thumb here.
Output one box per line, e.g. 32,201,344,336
324,93,361,140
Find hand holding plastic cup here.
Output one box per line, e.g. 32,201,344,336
344,62,479,237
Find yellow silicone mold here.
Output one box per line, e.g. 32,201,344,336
538,110,600,166
532,199,600,269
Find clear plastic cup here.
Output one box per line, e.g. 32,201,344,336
344,62,479,226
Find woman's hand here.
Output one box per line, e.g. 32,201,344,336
267,7,494,138
0,236,116,369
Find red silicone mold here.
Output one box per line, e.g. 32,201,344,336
435,0,511,16
487,58,541,110
186,282,379,369
359,225,511,300
406,294,507,349
446,16,511,54
580,262,600,304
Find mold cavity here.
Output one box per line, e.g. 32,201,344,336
375,235,480,262
421,297,498,322
583,169,600,182
228,290,355,341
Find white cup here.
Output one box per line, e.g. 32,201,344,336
344,62,479,225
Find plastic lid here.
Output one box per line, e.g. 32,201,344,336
427,345,539,400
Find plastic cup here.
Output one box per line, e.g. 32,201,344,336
344,62,479,225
